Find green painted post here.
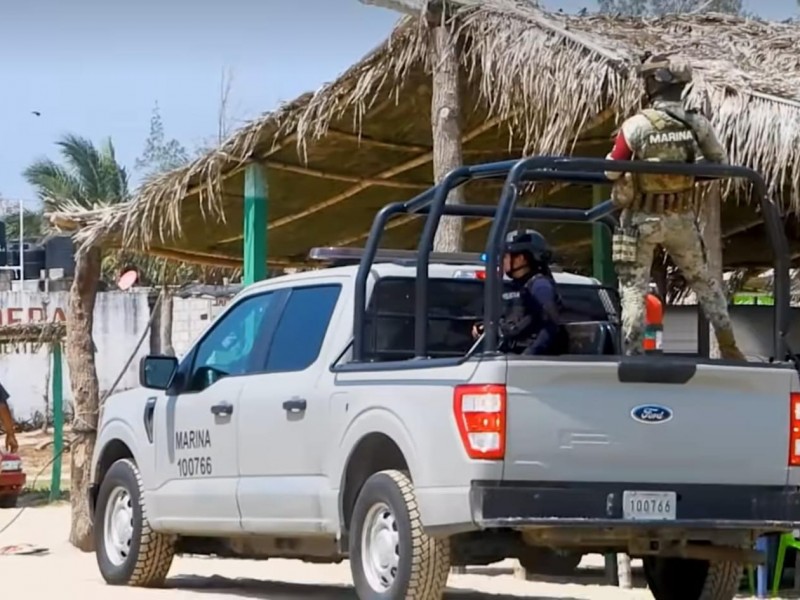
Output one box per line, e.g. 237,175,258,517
50,341,64,501
592,185,615,286
243,163,268,285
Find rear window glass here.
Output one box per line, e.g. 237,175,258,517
363,276,619,361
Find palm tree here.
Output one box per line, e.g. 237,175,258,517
24,134,129,551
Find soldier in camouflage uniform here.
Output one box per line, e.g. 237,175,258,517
605,53,745,360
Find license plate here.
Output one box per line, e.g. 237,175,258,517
622,491,677,521
0,460,20,471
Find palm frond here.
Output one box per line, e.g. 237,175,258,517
23,159,85,208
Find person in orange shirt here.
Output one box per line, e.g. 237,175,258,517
0,383,19,453
643,284,664,353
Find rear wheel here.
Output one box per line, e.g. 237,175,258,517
643,556,742,600
349,470,450,599
518,548,582,576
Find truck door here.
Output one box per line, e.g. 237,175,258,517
237,281,344,534
148,291,279,533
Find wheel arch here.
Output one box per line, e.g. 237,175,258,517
338,432,410,543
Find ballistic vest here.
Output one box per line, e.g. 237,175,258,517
628,109,696,195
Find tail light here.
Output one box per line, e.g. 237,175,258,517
453,384,506,460
790,393,800,466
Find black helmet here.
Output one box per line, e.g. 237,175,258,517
504,229,552,264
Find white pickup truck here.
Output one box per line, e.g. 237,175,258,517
88,157,800,600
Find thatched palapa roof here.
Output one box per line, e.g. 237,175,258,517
50,1,800,271
0,322,66,347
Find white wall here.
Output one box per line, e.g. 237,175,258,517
0,290,151,420
171,296,231,357
663,305,800,360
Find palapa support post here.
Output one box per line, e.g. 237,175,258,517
50,341,64,501
592,185,615,286
430,6,466,253
243,162,268,285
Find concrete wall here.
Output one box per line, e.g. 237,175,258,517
663,305,800,360
0,290,151,420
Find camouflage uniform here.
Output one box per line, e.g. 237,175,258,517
606,57,744,360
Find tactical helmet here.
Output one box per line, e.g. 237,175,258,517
504,229,552,264
637,53,693,99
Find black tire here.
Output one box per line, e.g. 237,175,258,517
643,557,742,600
349,470,450,599
94,458,175,587
518,548,582,576
0,494,18,509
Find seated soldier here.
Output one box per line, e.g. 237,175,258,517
473,229,566,356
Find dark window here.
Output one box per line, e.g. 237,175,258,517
265,285,342,372
364,277,620,361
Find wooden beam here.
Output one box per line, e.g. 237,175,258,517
264,160,428,189
324,129,429,153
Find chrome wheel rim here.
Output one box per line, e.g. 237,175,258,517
361,502,400,591
103,486,134,566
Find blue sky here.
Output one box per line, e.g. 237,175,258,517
1,0,796,207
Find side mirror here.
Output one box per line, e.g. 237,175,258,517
139,355,178,390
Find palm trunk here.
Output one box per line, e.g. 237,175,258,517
159,287,175,357
66,246,102,551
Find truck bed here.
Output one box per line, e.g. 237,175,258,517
470,355,800,530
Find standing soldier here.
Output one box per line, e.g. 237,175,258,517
605,53,745,360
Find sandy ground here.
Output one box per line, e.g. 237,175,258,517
0,504,780,599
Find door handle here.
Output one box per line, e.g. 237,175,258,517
210,402,234,417
282,399,307,413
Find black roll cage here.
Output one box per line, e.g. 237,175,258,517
351,156,791,364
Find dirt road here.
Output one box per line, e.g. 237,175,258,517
0,504,769,599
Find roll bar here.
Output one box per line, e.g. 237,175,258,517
351,156,790,364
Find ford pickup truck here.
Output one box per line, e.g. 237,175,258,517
87,157,800,600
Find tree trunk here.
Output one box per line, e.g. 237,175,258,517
148,291,162,355
430,22,465,253
66,246,102,552
700,183,723,358
159,288,175,357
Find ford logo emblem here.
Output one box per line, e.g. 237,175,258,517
631,404,673,424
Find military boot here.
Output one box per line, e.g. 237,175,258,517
715,327,745,361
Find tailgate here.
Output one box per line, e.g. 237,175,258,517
503,359,794,486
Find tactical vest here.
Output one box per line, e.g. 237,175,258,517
629,109,696,195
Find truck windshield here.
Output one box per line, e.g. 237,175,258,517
364,276,619,361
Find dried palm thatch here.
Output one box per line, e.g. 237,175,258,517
0,321,66,348
48,2,800,272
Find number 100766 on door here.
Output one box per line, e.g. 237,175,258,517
177,456,212,477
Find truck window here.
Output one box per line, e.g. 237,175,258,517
189,292,276,390
264,284,342,373
364,277,619,361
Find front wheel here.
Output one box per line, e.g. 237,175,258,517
518,548,582,576
349,470,450,599
643,556,742,600
94,458,175,587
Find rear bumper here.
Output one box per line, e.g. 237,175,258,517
0,471,26,496
471,481,800,529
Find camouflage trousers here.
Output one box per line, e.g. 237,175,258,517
616,210,738,355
